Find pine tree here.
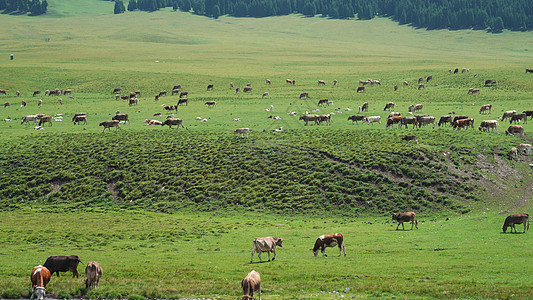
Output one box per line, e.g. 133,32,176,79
302,1,315,17
179,0,191,12
41,0,47,12
491,16,504,32
127,0,136,11
114,0,125,14
172,0,177,10
0,0,6,10
212,3,220,18
30,0,42,14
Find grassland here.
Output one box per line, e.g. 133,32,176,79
1,1,533,298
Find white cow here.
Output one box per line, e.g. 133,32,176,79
364,116,381,125
250,236,283,263
234,128,250,138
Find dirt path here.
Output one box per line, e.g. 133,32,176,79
498,179,533,215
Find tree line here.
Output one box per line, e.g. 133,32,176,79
0,0,47,15
113,0,533,32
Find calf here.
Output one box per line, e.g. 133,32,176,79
250,236,283,263
392,212,418,230
43,255,82,278
30,266,51,300
311,233,346,257
502,214,529,233
84,262,103,289
241,270,261,300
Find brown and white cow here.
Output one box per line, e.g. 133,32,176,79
386,116,402,129
84,261,103,289
361,102,369,112
384,102,395,111
311,233,346,257
356,86,365,93
99,120,121,132
112,113,129,123
510,113,527,124
438,115,453,127
518,143,532,155
479,104,492,114
418,116,436,129
401,116,417,129
38,116,53,127
43,255,82,278
502,214,529,233
505,125,525,138
453,118,474,130
164,105,178,112
234,127,250,138
500,110,517,121
162,118,184,129
299,114,319,126
348,115,366,124
318,80,326,85
250,236,283,263
30,265,51,300
317,98,329,106
467,88,480,94
478,120,498,132
241,270,261,300
392,212,418,230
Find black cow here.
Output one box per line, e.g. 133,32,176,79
43,255,82,278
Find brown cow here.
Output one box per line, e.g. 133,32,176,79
3,102,9,108
179,91,189,98
452,115,469,123
241,270,261,300
386,116,402,129
171,89,180,95
173,84,182,90
418,116,436,129
467,88,480,94
311,233,346,257
361,102,369,112
510,113,527,124
348,115,366,124
162,118,184,129
73,115,87,125
99,120,121,132
401,116,417,129
0,89,8,95
318,80,326,85
452,118,474,130
158,90,167,97
112,113,129,123
178,98,189,106
286,79,293,84
505,125,525,138
299,114,318,126
384,102,395,111
502,214,529,233
402,135,418,145
30,265,51,300
317,98,329,106
392,212,418,230
250,236,283,263
128,98,138,106
205,101,216,107
63,89,72,95
438,115,453,127
38,116,52,127
523,110,533,120
112,88,122,94
43,255,82,278
356,86,365,93
84,261,103,289
317,114,331,126
479,104,492,114
33,90,41,97
299,92,309,99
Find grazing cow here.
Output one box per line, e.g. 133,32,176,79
115,94,121,100
4,102,9,108
21,101,27,107
234,128,250,138
402,134,418,144
43,255,82,278
317,98,329,106
356,86,365,93
162,118,184,129
286,79,293,84
467,88,480,94
112,88,122,94
403,81,409,86
426,75,433,82
392,212,418,230
384,102,395,111
266,79,271,84
178,98,189,106
44,89,50,96
134,90,141,96
462,68,468,73
364,116,381,125
241,270,261,300
52,89,62,96
179,91,188,98
452,115,469,123
418,116,436,128
171,89,180,95
388,112,401,119
526,68,533,73
408,105,414,113
317,114,331,126
84,262,103,289
128,98,138,106
299,92,309,99
505,125,525,138
38,99,43,106
121,95,130,100
204,101,216,107
500,110,517,121
250,236,283,263
63,89,72,95
518,143,532,155
262,92,269,99
502,214,529,233
509,147,518,159
154,94,160,102
318,80,326,85
99,120,120,131
72,112,88,121
158,91,167,97
38,116,52,127
386,116,403,129
73,115,87,125
164,105,178,112
333,79,338,85
244,86,253,93
235,87,241,93
438,115,453,127
21,114,42,125
484,79,498,86
418,84,425,90
418,77,424,84
454,68,459,74
173,84,182,90
299,114,319,126
394,85,398,91
523,110,533,120
348,115,366,124
479,104,492,114
30,266,51,300
510,113,527,124
112,114,129,123
453,118,474,130
207,84,214,90
311,233,346,257
33,90,41,97
478,120,498,132
361,102,369,112
401,116,417,129
414,104,423,112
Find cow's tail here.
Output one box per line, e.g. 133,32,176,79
76,257,84,265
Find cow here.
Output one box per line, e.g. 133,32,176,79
394,85,398,91
454,68,459,74
112,88,122,94
158,90,167,97
4,102,9,108
356,86,365,93
63,89,72,95
509,147,518,159
518,143,532,155
21,114,43,125
384,102,395,111
468,88,480,94
122,95,130,100
155,94,161,101
177,98,188,106
317,98,329,106
453,118,474,130
162,118,184,129
38,116,52,127
311,233,346,257
392,212,418,230
502,214,529,233
43,255,82,278
262,92,269,99
205,101,216,107
401,116,417,129
526,68,533,73
234,128,250,138
179,91,188,98
438,115,453,127
164,105,178,111
500,110,517,121
388,112,401,119
30,266,51,300
418,77,424,84
413,104,423,112
128,98,138,106
478,120,498,132
418,116,436,129
235,87,241,93
361,102,369,112
364,116,381,125
299,92,309,99
317,114,331,126
244,86,252,93
21,101,27,107
479,104,492,114
173,84,182,90
386,116,402,129
250,236,283,263
33,90,41,97
241,270,261,300
99,120,121,132
426,75,433,82
318,80,325,85
418,84,425,90
348,115,366,124
402,135,418,145
44,89,50,96
112,114,129,123
403,81,409,86
84,262,103,289
38,99,43,106
286,79,293,84
333,79,338,85
299,114,318,126
171,89,180,95
523,110,533,120
73,115,87,125
505,125,525,138
266,79,271,84
207,84,214,90
510,113,527,124
144,119,163,126
484,79,498,86
452,115,469,123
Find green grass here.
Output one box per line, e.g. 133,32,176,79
1,2,533,298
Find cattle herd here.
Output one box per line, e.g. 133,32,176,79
28,212,528,300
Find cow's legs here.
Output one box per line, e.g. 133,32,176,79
267,252,270,262
258,252,263,263
396,222,401,230
250,249,255,263
322,247,327,257
339,244,346,256
271,249,276,261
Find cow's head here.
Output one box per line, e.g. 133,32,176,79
276,238,283,247
502,224,509,233
311,248,319,257
392,213,399,221
33,287,46,300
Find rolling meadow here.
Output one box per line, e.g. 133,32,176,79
0,1,533,298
